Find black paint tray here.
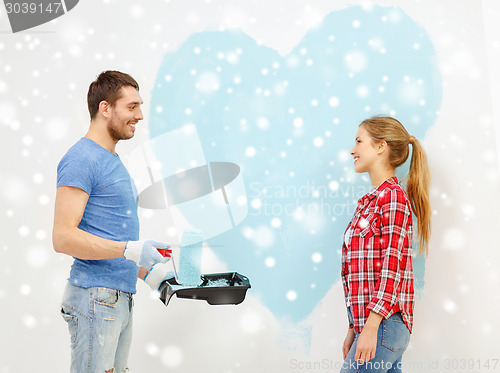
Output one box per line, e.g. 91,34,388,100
159,272,251,306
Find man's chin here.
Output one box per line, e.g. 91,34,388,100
116,131,135,141
107,124,136,141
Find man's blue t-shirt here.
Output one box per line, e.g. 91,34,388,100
57,137,140,293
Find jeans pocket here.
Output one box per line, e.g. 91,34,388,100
61,305,78,345
381,317,410,352
95,287,119,307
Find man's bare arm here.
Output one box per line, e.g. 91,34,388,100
52,186,126,260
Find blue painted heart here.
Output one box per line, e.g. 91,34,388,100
148,5,441,322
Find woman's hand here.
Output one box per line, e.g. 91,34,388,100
354,311,383,363
354,325,378,362
342,327,356,360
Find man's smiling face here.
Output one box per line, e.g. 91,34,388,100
107,85,144,141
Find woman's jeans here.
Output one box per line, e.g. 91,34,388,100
60,282,134,373
340,308,411,373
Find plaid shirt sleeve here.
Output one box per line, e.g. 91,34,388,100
366,188,412,318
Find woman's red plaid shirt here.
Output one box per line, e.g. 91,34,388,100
341,177,414,333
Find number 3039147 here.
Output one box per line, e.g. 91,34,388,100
5,2,63,14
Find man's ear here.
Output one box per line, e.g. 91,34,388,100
98,101,110,119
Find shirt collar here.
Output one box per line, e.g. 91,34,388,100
359,176,399,205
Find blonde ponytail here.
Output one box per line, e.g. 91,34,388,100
406,137,431,256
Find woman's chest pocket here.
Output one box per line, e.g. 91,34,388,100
357,212,380,239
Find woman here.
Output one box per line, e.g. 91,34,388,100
340,116,431,372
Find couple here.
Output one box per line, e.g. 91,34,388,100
53,70,430,372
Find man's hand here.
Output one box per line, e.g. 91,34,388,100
144,263,175,291
124,240,170,269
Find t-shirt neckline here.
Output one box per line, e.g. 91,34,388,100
82,137,119,157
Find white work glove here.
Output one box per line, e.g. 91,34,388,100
124,239,171,269
144,262,175,291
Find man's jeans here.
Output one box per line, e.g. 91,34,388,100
60,282,134,373
340,308,411,373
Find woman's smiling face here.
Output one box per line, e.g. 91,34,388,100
350,125,380,174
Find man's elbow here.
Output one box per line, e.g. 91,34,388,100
52,228,70,254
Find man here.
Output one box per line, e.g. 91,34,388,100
53,70,170,373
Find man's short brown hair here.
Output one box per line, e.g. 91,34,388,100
87,70,139,119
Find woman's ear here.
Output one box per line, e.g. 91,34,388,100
377,140,388,155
